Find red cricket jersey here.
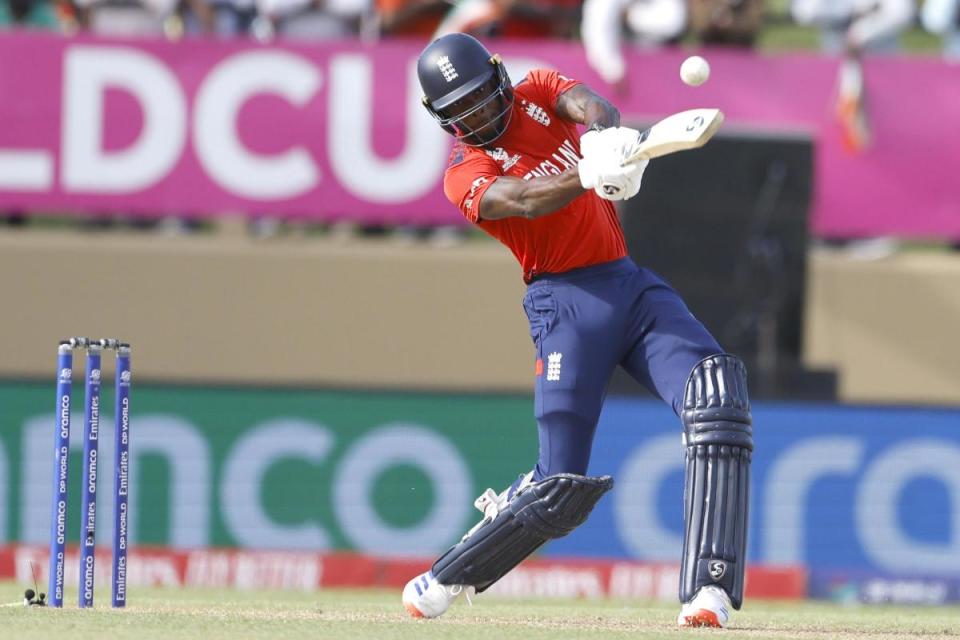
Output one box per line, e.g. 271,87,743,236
443,69,628,283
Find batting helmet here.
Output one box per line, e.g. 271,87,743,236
417,33,514,147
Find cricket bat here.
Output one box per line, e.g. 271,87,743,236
621,108,725,166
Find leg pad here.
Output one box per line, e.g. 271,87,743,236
433,473,613,593
680,354,753,609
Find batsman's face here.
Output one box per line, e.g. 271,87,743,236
449,84,506,131
440,75,513,147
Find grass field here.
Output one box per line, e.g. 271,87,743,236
3,582,960,640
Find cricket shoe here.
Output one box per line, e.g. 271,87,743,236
402,571,465,619
677,585,732,628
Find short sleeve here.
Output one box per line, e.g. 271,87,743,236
443,147,501,223
522,69,581,110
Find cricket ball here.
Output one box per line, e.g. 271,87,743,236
680,56,710,87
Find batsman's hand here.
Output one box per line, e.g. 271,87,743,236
592,157,649,201
580,126,644,166
579,128,617,167
578,126,648,200
578,153,648,201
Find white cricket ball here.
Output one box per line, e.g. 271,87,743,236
680,56,710,87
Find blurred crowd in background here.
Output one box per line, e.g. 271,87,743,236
1,0,958,245
1,0,957,62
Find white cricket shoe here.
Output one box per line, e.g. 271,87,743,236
677,585,732,628
402,571,464,619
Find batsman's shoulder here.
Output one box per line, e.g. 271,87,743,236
442,146,496,202
525,68,579,88
523,68,556,83
446,142,494,171
448,142,467,167
518,68,581,111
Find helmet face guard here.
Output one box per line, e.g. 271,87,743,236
422,55,514,147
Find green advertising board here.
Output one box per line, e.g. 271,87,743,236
0,382,536,554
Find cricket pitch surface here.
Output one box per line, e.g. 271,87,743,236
3,581,959,640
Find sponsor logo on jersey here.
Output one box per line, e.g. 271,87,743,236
485,147,521,171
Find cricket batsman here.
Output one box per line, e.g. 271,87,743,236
402,33,753,628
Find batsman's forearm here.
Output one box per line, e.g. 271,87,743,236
556,84,620,129
583,97,620,130
514,170,587,219
479,170,586,221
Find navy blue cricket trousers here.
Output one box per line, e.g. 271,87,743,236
522,256,722,481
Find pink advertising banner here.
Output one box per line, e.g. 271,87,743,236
0,33,958,237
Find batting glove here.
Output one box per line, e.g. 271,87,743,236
593,157,649,202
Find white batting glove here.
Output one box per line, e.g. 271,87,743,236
577,153,600,189
578,126,645,190
607,126,644,165
581,126,643,162
578,128,613,188
579,128,616,161
594,157,649,202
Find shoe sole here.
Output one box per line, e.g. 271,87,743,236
679,609,723,628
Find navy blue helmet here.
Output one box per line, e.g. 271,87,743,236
417,34,514,147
